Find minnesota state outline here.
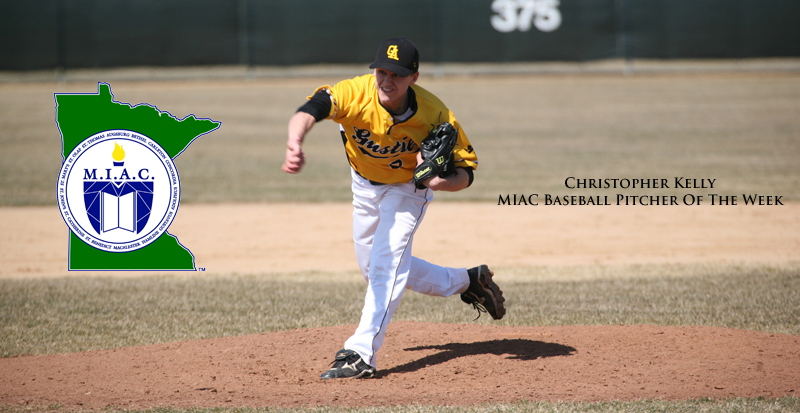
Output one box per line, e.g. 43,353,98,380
56,82,220,270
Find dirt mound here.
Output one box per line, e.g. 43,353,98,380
2,322,798,409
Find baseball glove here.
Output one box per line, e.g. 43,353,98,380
413,122,458,189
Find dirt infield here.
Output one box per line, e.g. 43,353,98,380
2,323,799,409
1,203,799,408
2,203,798,278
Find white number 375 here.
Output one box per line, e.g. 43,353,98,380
491,0,562,33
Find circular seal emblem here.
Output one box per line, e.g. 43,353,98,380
57,130,180,253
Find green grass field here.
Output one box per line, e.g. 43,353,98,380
2,263,798,358
1,72,799,205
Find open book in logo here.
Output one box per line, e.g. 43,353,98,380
84,181,154,234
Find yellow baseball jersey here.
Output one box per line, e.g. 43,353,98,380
311,74,478,184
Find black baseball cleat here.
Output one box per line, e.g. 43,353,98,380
320,349,376,379
460,265,506,320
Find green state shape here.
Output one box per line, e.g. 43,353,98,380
68,231,195,270
56,82,220,271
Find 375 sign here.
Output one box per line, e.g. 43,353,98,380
491,0,562,33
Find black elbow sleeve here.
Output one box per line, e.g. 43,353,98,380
297,90,332,122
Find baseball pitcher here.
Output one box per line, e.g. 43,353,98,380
282,37,505,379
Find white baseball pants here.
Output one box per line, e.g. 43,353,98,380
344,168,470,367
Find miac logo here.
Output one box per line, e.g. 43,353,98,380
57,130,180,253
387,45,399,60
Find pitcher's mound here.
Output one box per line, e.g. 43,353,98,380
2,322,798,409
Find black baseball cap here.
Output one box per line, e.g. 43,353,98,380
369,37,419,77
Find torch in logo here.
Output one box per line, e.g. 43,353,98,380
112,142,125,166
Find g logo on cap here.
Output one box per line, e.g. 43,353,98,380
370,38,419,77
387,45,399,60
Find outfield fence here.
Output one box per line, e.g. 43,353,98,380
2,0,800,71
